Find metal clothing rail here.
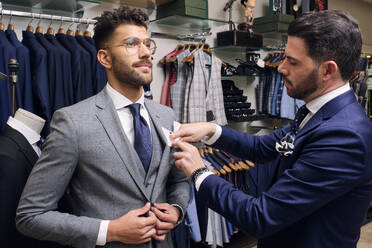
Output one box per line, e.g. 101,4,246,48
151,31,212,42
0,4,96,24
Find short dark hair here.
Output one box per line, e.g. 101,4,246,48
288,10,362,81
93,6,149,50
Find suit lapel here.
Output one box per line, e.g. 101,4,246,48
94,90,149,200
3,126,38,168
273,89,357,183
145,99,168,146
296,89,357,139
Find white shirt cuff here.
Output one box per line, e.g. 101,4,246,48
96,220,110,246
195,171,215,191
202,124,222,145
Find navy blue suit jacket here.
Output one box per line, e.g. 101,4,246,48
22,31,51,137
56,33,92,103
0,30,16,133
45,34,74,107
201,89,372,247
76,35,107,95
35,32,65,113
6,29,34,113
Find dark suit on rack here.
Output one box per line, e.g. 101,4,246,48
6,29,34,114
56,33,92,103
76,35,107,95
0,126,68,248
84,36,107,93
0,30,16,133
35,32,65,113
199,89,372,248
22,31,51,136
45,34,74,107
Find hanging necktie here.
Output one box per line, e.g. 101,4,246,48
291,105,310,135
128,103,152,173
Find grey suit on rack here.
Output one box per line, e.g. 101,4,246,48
16,88,190,248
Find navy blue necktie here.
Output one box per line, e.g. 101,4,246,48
128,103,152,173
292,105,309,135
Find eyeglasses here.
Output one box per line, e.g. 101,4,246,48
104,37,157,55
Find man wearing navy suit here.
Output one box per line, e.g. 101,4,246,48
171,10,372,248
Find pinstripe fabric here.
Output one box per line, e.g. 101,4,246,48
171,50,190,122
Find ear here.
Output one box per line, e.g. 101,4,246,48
97,49,112,69
320,60,339,81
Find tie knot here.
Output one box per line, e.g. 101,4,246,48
296,105,309,122
128,103,141,116
292,105,309,134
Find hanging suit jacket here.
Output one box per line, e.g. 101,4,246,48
16,88,190,248
6,29,34,113
171,50,190,122
35,32,65,113
0,126,69,248
199,89,372,248
76,35,106,95
56,33,92,103
84,36,107,93
0,30,16,133
45,33,74,107
22,31,51,137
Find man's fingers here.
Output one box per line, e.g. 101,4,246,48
152,234,166,241
135,202,151,216
156,219,174,230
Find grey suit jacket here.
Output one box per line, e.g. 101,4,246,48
16,88,190,248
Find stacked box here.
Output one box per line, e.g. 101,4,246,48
157,0,208,19
253,14,294,33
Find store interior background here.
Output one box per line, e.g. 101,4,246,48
1,0,371,247
3,0,371,107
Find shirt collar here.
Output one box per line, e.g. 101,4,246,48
105,83,145,110
306,83,350,115
7,116,41,145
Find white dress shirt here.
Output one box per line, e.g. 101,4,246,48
96,83,152,246
197,84,352,191
7,116,42,157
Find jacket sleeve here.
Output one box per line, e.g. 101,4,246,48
199,125,368,238
212,125,290,163
16,109,101,248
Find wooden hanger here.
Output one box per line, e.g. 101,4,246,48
199,148,220,176
46,17,54,35
7,11,14,30
84,30,91,37
202,43,212,56
57,16,65,34
26,14,34,32
75,19,83,36
35,16,43,34
66,22,74,36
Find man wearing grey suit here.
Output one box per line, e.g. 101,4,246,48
16,6,189,248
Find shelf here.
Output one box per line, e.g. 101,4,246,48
222,74,260,79
150,15,228,33
1,0,156,16
212,45,261,54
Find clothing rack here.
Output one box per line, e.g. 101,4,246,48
151,31,211,42
0,3,96,25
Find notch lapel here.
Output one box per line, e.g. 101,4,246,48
94,90,149,201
